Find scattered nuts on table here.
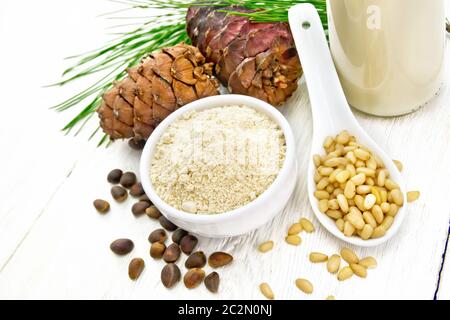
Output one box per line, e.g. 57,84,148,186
258,241,274,253
111,186,128,202
161,263,181,288
128,258,145,280
208,252,233,268
110,239,134,255
93,199,110,213
120,171,137,189
295,278,313,294
204,271,220,293
259,283,274,300
107,169,123,184
184,268,206,289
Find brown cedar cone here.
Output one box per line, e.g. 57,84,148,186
98,43,220,143
186,6,302,106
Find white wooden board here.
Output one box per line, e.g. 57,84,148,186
0,0,449,300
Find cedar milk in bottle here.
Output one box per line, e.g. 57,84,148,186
327,0,446,116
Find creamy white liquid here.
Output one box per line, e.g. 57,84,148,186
327,0,446,116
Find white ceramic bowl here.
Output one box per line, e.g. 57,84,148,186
140,95,297,238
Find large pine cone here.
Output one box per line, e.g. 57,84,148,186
187,6,302,106
98,43,220,142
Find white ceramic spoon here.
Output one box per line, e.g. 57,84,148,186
288,4,407,247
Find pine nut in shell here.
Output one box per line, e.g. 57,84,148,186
327,254,341,274
259,283,274,300
295,278,313,294
309,252,328,263
259,241,274,253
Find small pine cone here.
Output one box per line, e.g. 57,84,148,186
98,43,220,142
187,6,302,106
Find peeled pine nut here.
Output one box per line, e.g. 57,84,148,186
327,210,343,220
346,208,365,230
318,199,329,213
330,169,344,184
354,148,371,161
285,235,302,246
381,216,394,231
326,185,334,194
336,219,345,232
337,266,354,281
356,185,371,195
356,167,376,177
323,136,334,148
317,177,329,190
366,157,377,170
309,252,328,263
300,218,315,233
324,157,347,167
387,204,399,217
354,195,365,211
360,224,374,240
366,177,375,186
359,257,377,269
371,226,386,239
407,191,420,203
337,130,350,144
371,187,381,204
313,155,321,167
327,254,341,274
295,278,313,294
346,164,356,177
319,167,333,176
288,223,303,235
363,211,377,228
344,181,356,199
350,263,367,278
337,194,349,213
346,151,357,164
385,179,399,191
340,248,359,264
328,199,340,210
258,241,274,253
377,170,386,187
393,159,403,171
335,170,350,183
326,295,336,300
390,189,404,206
355,160,365,168
343,221,355,237
380,202,390,213
259,283,274,300
350,173,366,186
314,191,330,200
380,188,388,203
363,194,377,210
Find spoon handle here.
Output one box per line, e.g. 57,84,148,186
288,4,354,136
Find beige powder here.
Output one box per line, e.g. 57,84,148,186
150,105,286,214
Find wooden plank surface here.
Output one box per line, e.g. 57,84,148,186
0,0,449,300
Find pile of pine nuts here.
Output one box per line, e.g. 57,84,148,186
309,247,377,281
313,130,404,240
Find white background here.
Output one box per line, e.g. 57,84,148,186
0,0,449,299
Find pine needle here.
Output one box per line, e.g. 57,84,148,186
52,0,327,141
